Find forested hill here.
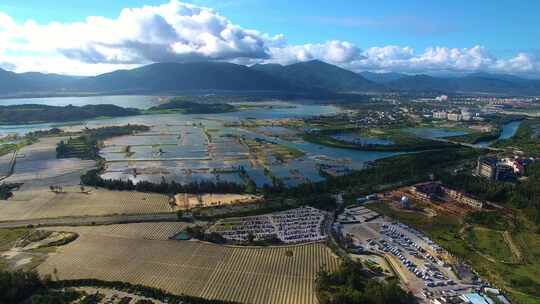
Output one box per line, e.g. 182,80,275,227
386,73,540,94
75,61,296,93
252,60,384,92
2,61,540,97
148,98,236,114
0,104,139,125
0,68,78,95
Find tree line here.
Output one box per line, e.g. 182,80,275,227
0,269,239,304
81,169,246,194
316,260,417,304
52,278,239,304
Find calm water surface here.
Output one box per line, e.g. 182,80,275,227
0,96,402,186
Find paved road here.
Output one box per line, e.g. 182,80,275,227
324,211,350,260
0,212,179,229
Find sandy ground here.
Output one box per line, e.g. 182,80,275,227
37,223,339,304
1,231,77,270
0,187,174,221
174,193,262,209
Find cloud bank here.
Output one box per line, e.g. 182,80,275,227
0,0,539,77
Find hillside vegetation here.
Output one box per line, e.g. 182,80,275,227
148,98,236,114
3,61,540,96
0,104,139,125
316,260,416,304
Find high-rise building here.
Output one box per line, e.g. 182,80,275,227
475,156,516,181
475,156,498,180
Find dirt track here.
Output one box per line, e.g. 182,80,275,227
0,212,178,229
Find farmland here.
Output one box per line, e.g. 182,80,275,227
37,223,339,304
41,222,190,240
0,187,174,221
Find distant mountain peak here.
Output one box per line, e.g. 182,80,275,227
359,71,406,84
252,59,383,92
1,60,539,97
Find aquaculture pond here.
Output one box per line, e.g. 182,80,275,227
330,133,395,146
0,96,402,188
404,128,468,139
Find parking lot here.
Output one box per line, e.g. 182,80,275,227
208,206,327,244
340,217,480,302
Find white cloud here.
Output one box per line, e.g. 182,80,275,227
0,1,539,77
266,41,361,65
342,45,497,74
0,1,274,74
494,53,539,74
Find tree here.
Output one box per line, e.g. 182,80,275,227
247,232,255,243
315,260,417,304
0,270,46,303
176,210,184,220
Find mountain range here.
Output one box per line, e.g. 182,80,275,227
385,73,540,95
1,60,540,97
252,60,383,92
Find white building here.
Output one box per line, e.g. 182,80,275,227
433,111,447,119
447,113,462,121
461,112,472,121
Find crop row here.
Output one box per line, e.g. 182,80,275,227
38,228,339,304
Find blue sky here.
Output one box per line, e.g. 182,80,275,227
2,0,538,57
199,0,539,58
0,0,539,76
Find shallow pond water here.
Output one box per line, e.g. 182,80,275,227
0,96,404,187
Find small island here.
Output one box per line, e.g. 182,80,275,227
0,98,238,125
0,104,139,125
146,98,237,114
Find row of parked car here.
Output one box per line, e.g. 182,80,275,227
381,224,441,265
378,223,457,289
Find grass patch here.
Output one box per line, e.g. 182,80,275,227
465,228,513,262
0,228,29,251
466,211,511,231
